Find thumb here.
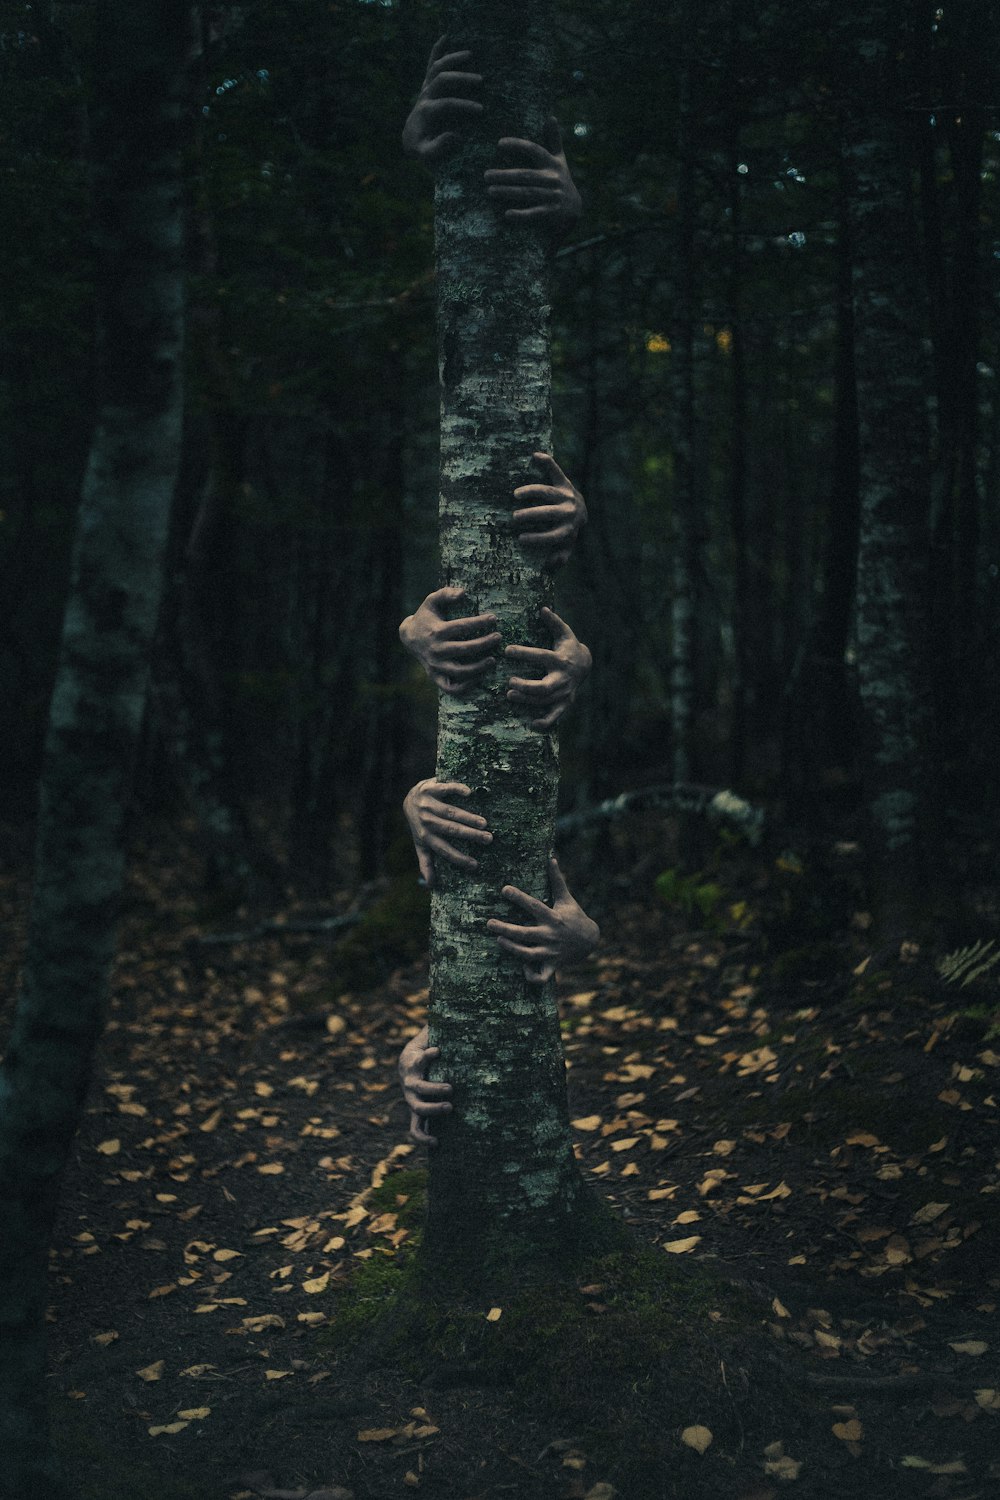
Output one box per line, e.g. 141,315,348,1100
548,855,570,899
427,584,466,614
542,114,563,157
540,605,571,640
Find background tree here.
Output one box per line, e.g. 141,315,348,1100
0,0,189,1488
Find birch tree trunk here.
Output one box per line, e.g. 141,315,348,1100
842,6,934,918
0,2,188,1488
420,0,614,1287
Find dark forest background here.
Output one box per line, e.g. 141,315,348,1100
2,0,998,925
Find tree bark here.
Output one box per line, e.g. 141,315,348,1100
0,2,188,1489
420,0,612,1288
668,60,699,788
842,6,934,918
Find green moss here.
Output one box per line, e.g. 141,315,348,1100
367,1167,428,1231
316,1231,791,1497
329,875,430,990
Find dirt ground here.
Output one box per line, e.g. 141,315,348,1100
2,817,999,1500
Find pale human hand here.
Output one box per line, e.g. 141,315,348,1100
485,115,582,235
402,39,582,241
403,778,492,886
512,452,587,570
505,607,592,730
398,1024,452,1146
487,857,599,984
399,586,502,695
401,35,484,165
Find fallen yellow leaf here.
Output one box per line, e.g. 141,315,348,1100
832,1419,863,1442
357,1427,400,1442
949,1340,988,1356
680,1425,713,1453
257,1162,284,1175
486,1307,502,1321
242,1315,285,1332
96,1139,121,1156
199,1108,222,1132
663,1236,701,1254
772,1298,790,1319
213,1249,242,1262
264,1370,292,1380
302,1273,330,1295
297,1312,326,1325
92,1331,118,1346
974,1389,1000,1411
179,1364,216,1377
177,1407,210,1420
136,1361,164,1383
572,1115,602,1132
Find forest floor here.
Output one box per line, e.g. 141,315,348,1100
2,815,999,1500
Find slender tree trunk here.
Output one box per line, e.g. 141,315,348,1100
842,8,934,920
669,62,699,787
727,116,750,785
420,0,614,1288
782,147,861,810
0,3,188,1490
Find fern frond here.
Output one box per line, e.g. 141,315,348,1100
937,939,1000,988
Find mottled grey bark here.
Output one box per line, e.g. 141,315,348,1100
842,8,933,912
0,2,188,1489
421,0,609,1283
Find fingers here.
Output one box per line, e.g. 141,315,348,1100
525,961,556,984
494,935,551,960
487,916,546,944
410,1113,439,1146
420,97,484,123
428,45,475,78
424,831,480,872
434,631,502,658
512,501,572,524
424,796,488,830
435,656,497,682
530,706,564,730
496,136,554,166
422,133,463,163
436,613,499,639
411,1082,453,1106
500,883,552,920
423,811,492,844
506,672,561,700
504,643,556,669
425,70,483,100
416,846,434,886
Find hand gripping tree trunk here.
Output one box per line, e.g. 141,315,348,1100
0,3,188,1490
419,0,614,1287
